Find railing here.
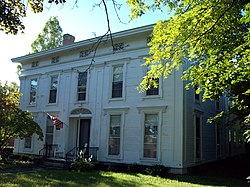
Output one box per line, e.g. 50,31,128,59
39,144,58,159
65,146,99,162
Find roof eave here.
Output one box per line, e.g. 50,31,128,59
11,24,154,63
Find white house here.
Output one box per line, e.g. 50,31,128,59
12,24,244,173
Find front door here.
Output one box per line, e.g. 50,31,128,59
79,119,91,155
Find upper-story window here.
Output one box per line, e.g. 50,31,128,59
195,87,200,102
146,66,159,96
29,78,38,105
49,75,58,103
112,65,123,98
77,72,87,101
31,61,39,68
51,56,60,64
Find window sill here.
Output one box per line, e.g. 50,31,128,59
142,95,162,100
27,104,36,107
106,155,122,161
46,103,57,106
109,97,125,102
140,158,160,164
74,100,88,104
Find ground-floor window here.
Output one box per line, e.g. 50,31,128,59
108,114,121,156
24,137,32,149
46,116,54,145
143,113,158,159
195,115,202,160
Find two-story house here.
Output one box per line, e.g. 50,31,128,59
11,24,244,173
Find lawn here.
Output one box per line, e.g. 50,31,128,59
0,170,248,187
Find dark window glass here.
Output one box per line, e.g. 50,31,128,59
77,72,87,101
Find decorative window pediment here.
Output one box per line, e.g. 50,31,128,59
71,108,92,115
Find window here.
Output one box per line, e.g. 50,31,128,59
195,87,200,101
146,66,159,96
195,116,201,159
77,72,87,101
46,116,54,145
108,115,121,156
29,78,38,105
112,65,123,98
24,137,32,149
31,61,39,67
49,75,58,103
216,101,220,111
144,114,158,159
51,56,59,63
146,80,159,96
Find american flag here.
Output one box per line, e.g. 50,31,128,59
47,114,63,129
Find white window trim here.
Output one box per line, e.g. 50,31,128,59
109,62,127,102
194,113,202,162
75,69,90,103
139,108,163,162
47,74,60,105
105,110,126,160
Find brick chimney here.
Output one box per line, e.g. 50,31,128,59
63,34,75,46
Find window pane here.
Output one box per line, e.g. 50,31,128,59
78,72,87,86
195,116,201,159
24,137,32,149
29,79,37,104
144,114,158,159
112,82,123,98
108,138,120,155
143,143,157,158
146,84,159,95
112,66,123,98
108,115,121,156
49,90,57,103
77,72,87,101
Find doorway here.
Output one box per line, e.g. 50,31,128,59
78,119,91,155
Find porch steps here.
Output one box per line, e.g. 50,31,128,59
40,158,72,170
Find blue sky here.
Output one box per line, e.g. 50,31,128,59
0,1,168,84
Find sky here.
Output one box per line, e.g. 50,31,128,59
0,1,168,84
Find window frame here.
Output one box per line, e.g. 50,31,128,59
108,114,122,157
111,64,124,100
105,110,126,159
138,107,164,162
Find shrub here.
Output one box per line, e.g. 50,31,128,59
145,165,170,177
71,160,94,172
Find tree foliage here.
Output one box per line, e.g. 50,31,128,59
128,0,250,139
31,16,63,53
0,0,44,34
0,82,43,157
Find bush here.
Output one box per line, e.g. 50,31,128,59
71,160,94,172
145,165,170,177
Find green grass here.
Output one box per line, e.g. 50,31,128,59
0,170,248,187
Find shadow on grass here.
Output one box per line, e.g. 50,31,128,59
0,171,143,187
172,154,250,187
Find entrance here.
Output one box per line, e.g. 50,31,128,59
78,119,91,155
